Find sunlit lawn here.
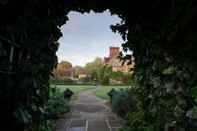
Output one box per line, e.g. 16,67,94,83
51,85,131,100
52,85,94,94
51,85,95,100
94,85,130,100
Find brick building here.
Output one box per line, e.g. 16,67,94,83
104,47,134,73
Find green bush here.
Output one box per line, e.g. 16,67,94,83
110,89,137,117
120,111,153,131
78,77,91,84
39,120,56,131
50,76,75,85
39,88,70,131
45,89,70,116
110,72,135,85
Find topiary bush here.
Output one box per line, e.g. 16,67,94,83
107,88,117,100
63,88,74,100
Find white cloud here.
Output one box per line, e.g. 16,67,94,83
57,10,124,66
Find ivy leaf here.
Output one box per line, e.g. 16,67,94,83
164,82,175,93
14,108,32,124
162,66,175,75
190,87,197,98
186,107,197,120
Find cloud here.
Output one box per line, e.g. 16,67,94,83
57,10,124,66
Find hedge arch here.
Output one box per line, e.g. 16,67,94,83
0,0,197,131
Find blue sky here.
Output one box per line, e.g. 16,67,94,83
57,10,124,66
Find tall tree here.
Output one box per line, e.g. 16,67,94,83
85,57,112,84
53,61,72,76
73,66,85,78
85,57,103,72
85,57,103,81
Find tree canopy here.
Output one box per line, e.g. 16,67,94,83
85,57,103,73
53,61,72,76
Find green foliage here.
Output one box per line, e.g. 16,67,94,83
121,111,153,131
110,71,124,78
85,57,133,85
53,61,72,77
95,85,130,100
38,88,70,131
14,107,32,125
39,120,55,131
78,76,91,84
85,57,112,85
111,89,137,117
73,66,84,78
110,71,134,85
55,85,94,95
110,0,197,130
85,57,103,70
45,89,70,117
1,0,197,130
50,76,75,85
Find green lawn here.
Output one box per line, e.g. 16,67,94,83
51,85,95,100
51,85,94,94
51,85,131,100
94,86,130,100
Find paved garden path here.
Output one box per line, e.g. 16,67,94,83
56,90,122,131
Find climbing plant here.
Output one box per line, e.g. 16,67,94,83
0,0,197,131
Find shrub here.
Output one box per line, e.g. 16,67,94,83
110,89,137,117
45,89,70,117
39,88,71,131
39,120,56,131
50,76,75,85
107,88,117,100
120,111,153,131
63,88,74,100
187,107,197,130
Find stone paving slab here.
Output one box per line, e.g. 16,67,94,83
56,119,65,129
63,112,72,119
69,127,86,131
70,112,82,120
56,119,70,130
78,91,101,104
72,104,106,113
108,120,122,127
107,115,117,121
70,119,86,127
88,120,109,131
111,128,121,131
56,129,67,131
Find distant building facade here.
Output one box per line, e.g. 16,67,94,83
78,69,88,79
104,47,135,73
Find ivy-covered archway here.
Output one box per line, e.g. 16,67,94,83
0,0,197,131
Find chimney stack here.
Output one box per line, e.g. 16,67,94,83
109,47,119,58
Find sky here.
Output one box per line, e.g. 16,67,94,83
57,10,124,67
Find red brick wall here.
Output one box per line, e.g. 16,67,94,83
109,47,119,57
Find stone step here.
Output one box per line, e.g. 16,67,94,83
87,120,109,131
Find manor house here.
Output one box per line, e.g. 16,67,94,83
104,47,135,73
